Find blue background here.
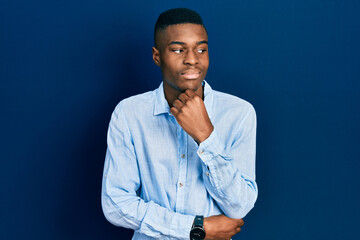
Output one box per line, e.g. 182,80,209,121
1,0,359,239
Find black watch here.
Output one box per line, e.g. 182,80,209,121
190,215,206,240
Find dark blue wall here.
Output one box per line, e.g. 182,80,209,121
1,0,359,239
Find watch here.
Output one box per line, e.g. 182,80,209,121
190,215,206,240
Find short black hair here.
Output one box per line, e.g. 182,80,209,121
154,8,205,47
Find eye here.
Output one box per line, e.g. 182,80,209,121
197,49,207,53
172,49,183,53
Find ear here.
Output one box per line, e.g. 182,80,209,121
152,47,161,67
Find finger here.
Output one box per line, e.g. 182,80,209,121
170,107,179,116
178,93,190,103
236,227,241,233
238,219,244,227
184,89,196,98
172,99,183,110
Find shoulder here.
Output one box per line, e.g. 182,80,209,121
209,89,256,144
212,90,256,117
112,90,156,119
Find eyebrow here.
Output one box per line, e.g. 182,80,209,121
197,40,208,45
168,40,208,46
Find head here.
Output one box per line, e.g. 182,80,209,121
152,8,209,93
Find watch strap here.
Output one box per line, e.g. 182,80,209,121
193,215,204,227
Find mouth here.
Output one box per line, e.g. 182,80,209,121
180,70,201,80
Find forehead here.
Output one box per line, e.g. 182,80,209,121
159,23,208,45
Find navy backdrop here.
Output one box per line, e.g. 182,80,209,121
1,0,359,239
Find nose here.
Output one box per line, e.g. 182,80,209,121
183,50,198,65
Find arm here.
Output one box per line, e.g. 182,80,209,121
171,90,258,219
101,103,195,239
197,106,258,219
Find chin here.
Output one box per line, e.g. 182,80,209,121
165,77,203,92
181,79,203,90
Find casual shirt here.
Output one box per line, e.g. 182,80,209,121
101,81,258,240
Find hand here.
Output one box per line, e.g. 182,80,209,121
203,215,244,240
170,89,214,143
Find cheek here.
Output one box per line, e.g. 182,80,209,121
161,63,180,79
163,60,181,74
200,58,209,70
199,54,209,64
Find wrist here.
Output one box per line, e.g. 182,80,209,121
196,125,214,144
190,215,206,240
203,217,209,237
203,217,212,240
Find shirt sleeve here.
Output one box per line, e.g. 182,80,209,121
101,104,195,239
197,105,258,219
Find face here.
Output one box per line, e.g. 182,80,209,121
152,23,209,93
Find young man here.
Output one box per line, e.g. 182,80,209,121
102,8,258,240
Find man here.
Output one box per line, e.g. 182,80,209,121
102,8,258,240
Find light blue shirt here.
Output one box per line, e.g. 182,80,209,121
101,81,258,240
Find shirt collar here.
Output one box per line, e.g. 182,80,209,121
153,80,214,117
153,82,170,115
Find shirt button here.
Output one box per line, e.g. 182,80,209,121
206,172,209,176
199,150,204,154
181,154,185,158
179,182,184,187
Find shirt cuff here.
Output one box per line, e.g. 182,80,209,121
140,202,196,239
197,129,226,164
169,213,194,239
183,215,195,239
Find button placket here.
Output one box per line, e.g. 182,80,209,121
175,128,188,213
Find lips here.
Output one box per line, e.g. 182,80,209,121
181,70,201,79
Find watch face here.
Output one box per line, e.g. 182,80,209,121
190,226,206,240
